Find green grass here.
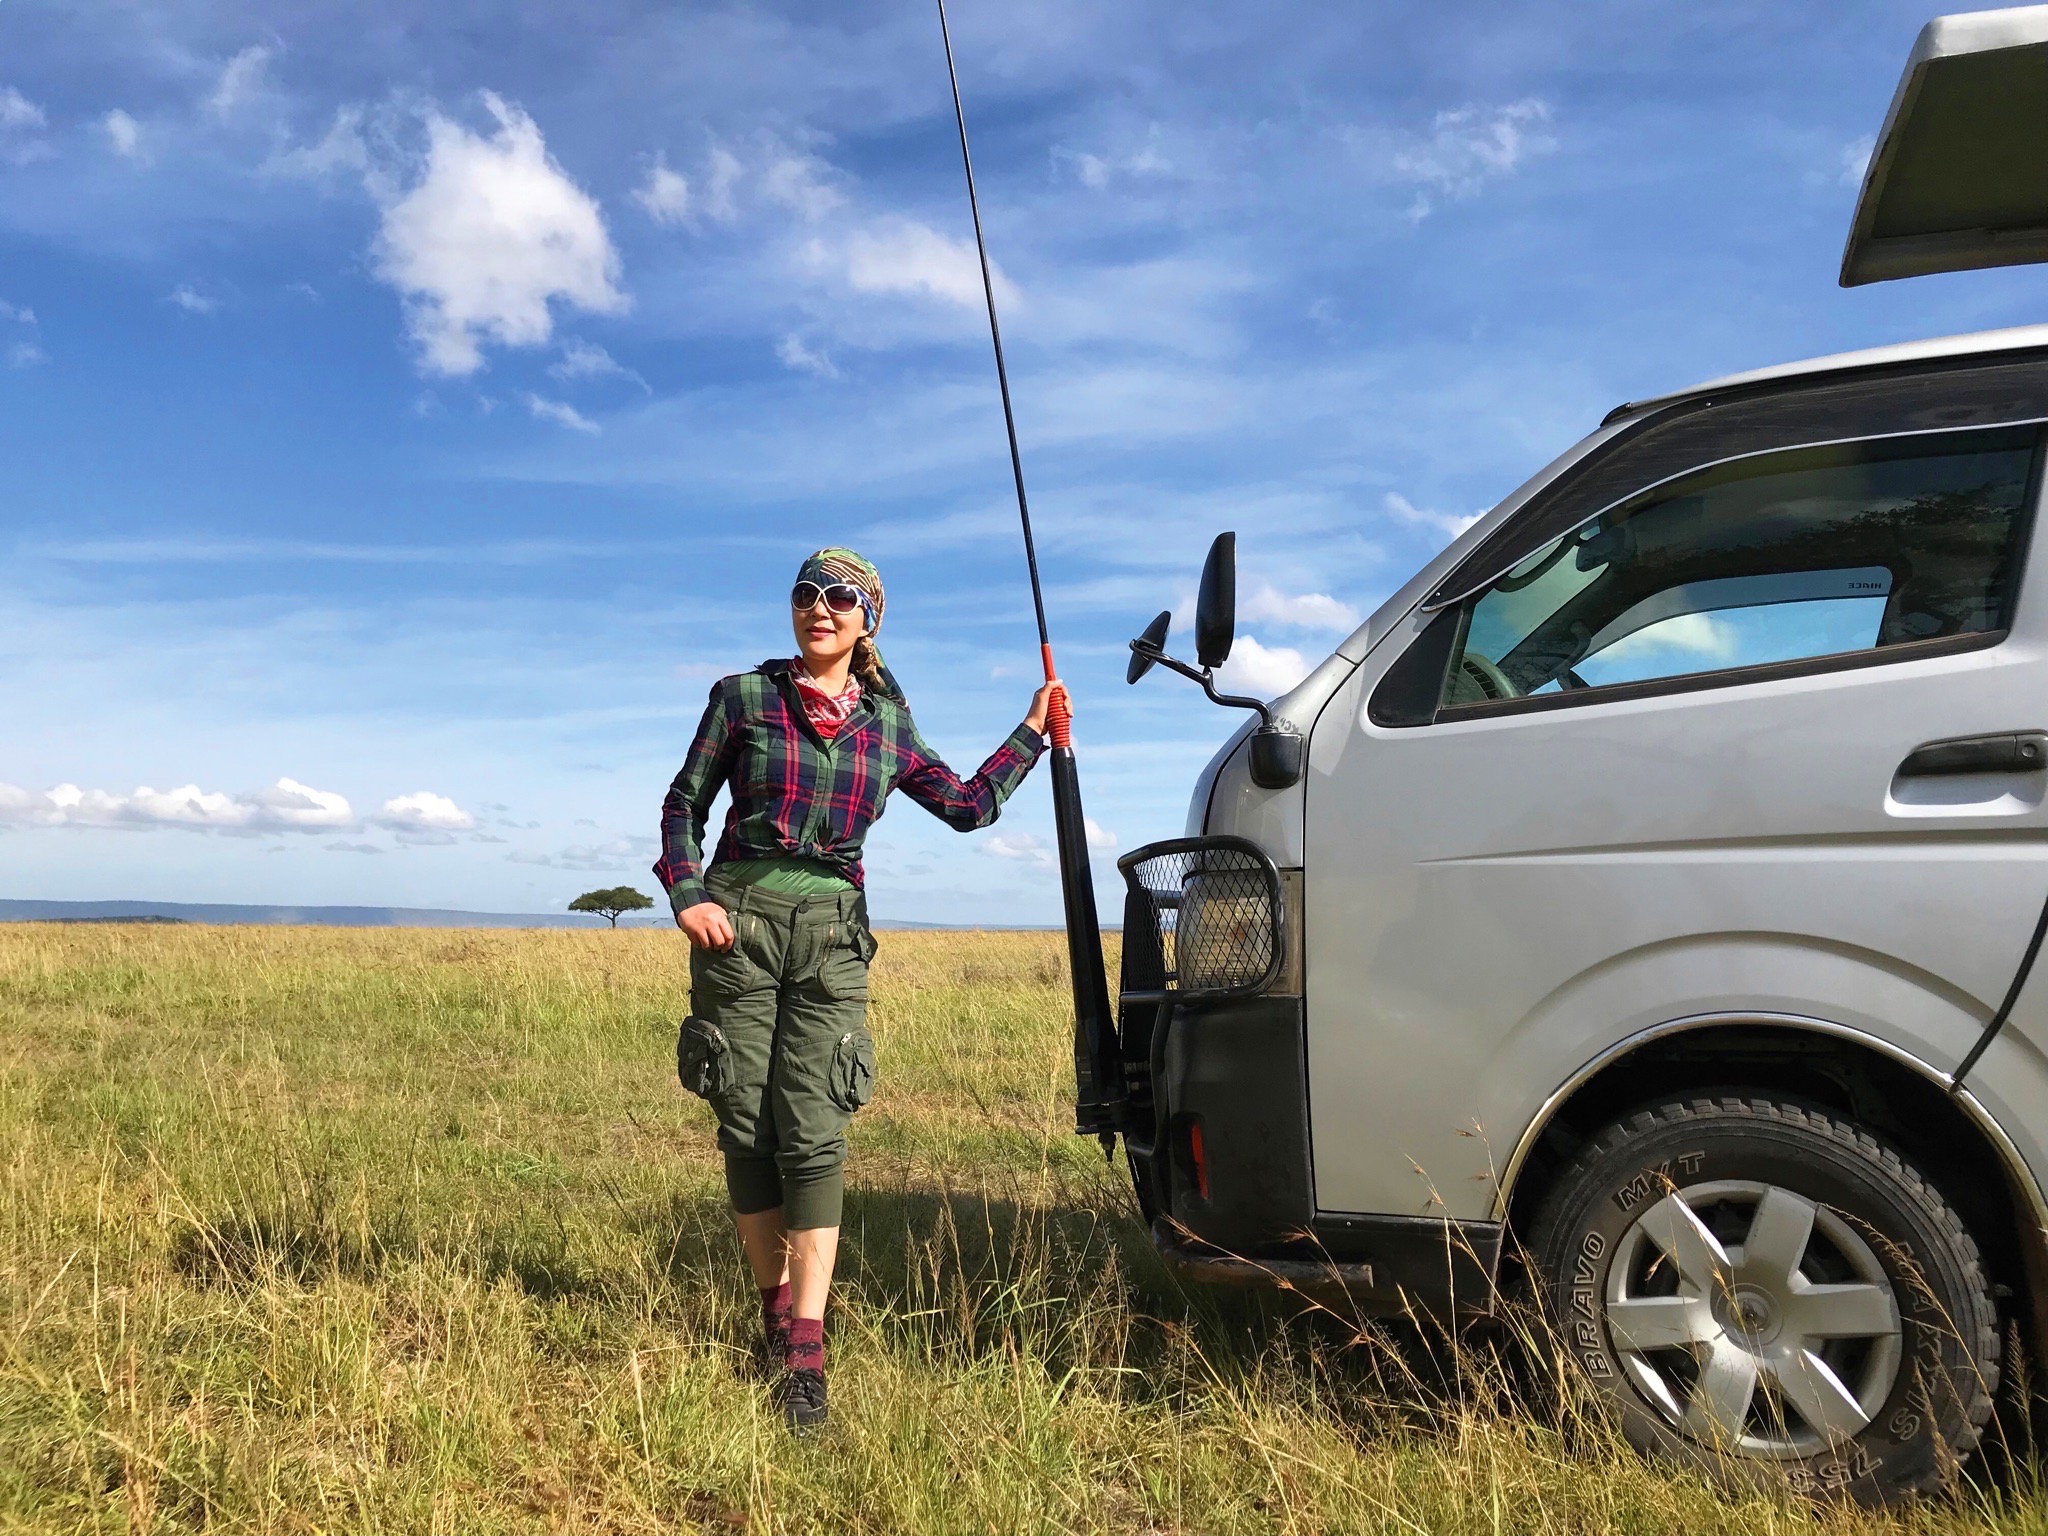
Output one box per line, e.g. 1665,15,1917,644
0,922,2042,1533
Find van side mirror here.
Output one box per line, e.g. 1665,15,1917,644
1125,530,1302,786
1196,532,1236,668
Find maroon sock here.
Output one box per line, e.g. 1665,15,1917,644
785,1316,824,1373
761,1283,793,1349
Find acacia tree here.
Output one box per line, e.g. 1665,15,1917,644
568,887,655,928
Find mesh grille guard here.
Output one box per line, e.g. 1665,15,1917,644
1117,836,1285,1002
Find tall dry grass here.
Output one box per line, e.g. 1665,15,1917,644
0,921,2040,1532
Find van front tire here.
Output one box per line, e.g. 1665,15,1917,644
1527,1096,1998,1505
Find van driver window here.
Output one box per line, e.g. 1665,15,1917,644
1441,424,2042,710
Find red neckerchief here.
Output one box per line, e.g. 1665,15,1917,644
791,662,862,739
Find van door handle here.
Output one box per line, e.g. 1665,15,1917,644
1896,732,2048,778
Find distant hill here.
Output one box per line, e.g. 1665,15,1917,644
0,898,623,928
0,898,979,930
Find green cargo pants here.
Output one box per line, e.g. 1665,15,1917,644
676,876,878,1231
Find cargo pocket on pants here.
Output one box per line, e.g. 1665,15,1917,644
816,920,874,1001
690,923,761,1003
677,1015,732,1101
828,1028,876,1113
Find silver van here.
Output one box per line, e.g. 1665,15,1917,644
1091,6,2048,1502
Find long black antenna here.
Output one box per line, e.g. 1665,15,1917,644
933,0,1121,1146
935,0,1053,659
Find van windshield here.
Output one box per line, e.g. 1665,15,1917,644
1443,425,2041,706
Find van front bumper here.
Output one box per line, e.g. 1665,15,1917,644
1132,989,1503,1318
1114,838,1503,1318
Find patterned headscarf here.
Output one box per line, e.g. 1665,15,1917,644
799,547,884,633
796,546,902,702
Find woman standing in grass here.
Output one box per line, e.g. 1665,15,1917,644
656,548,1063,1429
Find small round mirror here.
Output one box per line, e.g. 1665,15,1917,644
1127,610,1172,684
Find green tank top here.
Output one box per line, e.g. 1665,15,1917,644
709,855,855,897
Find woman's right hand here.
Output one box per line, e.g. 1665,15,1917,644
1025,678,1068,736
677,901,736,951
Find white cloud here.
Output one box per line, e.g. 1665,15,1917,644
652,139,836,227
1391,99,1554,218
703,145,742,222
1239,582,1359,632
3,298,45,364
378,790,474,831
981,822,1113,862
1384,491,1482,544
1056,134,1169,189
207,44,274,120
524,393,600,433
167,285,218,315
103,109,143,159
1214,635,1311,699
0,88,51,165
0,777,352,833
654,139,1004,324
507,836,654,872
548,337,644,389
0,88,44,131
981,830,1055,870
762,150,843,221
371,93,626,376
264,105,369,181
228,778,355,828
1069,152,1111,190
1595,612,1737,663
326,841,384,855
776,333,838,378
634,156,690,224
836,218,1013,310
377,791,475,846
1839,133,1875,188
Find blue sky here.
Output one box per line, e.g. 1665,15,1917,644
1,0,2039,924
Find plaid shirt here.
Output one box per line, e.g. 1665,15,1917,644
655,659,1045,912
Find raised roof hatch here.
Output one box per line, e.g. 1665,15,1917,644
1842,5,2048,286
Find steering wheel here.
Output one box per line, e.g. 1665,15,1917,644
1459,652,1521,701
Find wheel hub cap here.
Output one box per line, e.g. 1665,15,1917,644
1716,1283,1783,1345
1604,1179,1903,1459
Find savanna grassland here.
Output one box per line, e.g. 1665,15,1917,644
3,923,2046,1535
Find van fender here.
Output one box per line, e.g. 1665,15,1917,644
1490,998,2048,1361
1492,1009,2048,1235
1477,930,2043,1205
1479,932,2048,1262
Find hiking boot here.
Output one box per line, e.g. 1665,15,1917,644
777,1366,828,1429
